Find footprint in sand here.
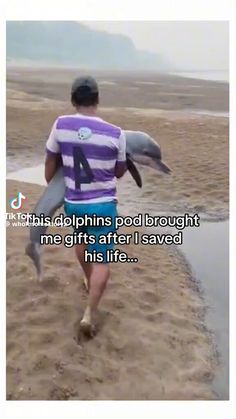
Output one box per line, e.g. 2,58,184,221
137,290,160,309
16,295,49,313
49,385,78,400
105,296,125,310
132,266,145,274
32,353,53,372
41,277,60,291
29,330,59,347
7,340,24,355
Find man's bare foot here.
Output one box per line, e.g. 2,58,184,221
80,319,96,338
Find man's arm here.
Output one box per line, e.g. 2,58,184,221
115,130,127,179
45,153,62,184
45,119,62,184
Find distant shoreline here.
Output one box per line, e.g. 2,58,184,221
169,70,229,83
6,62,229,82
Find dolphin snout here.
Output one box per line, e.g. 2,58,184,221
155,159,171,174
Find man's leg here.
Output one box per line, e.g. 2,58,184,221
77,201,116,337
75,243,92,291
80,263,110,336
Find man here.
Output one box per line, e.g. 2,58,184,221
45,76,127,337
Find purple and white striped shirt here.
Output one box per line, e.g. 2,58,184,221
46,113,126,203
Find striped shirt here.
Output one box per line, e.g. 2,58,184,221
46,113,126,203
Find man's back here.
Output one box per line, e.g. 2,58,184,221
46,113,126,203
44,75,128,337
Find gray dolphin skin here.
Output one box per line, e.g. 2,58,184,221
25,130,171,278
25,167,65,279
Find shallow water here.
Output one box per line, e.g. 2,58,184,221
188,110,229,118
135,212,229,399
7,164,229,399
179,220,229,399
170,70,229,82
7,164,46,186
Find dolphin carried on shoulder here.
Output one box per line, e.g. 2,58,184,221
25,130,171,279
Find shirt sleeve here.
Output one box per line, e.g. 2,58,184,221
117,130,126,162
45,119,60,155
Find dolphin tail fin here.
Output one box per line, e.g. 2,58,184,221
25,241,42,280
126,156,142,188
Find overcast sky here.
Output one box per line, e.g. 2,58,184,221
85,21,228,70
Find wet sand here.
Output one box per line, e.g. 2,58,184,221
7,69,229,219
6,180,217,400
6,68,229,400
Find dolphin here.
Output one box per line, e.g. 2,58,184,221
25,130,171,279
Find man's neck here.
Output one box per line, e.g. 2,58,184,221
76,106,97,117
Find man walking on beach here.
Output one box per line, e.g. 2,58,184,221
44,76,127,337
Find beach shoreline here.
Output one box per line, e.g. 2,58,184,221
6,67,229,400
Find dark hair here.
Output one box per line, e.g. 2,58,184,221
71,88,99,107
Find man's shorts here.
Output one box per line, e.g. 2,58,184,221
64,200,118,263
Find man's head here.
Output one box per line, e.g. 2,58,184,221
71,76,99,109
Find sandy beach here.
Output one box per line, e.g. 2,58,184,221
7,68,229,218
6,180,217,400
6,68,228,400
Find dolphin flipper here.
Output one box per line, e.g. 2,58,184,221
126,155,142,188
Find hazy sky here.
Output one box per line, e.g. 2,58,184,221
86,21,229,70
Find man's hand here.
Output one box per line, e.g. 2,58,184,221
44,153,62,184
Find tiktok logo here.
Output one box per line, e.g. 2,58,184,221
9,192,26,210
